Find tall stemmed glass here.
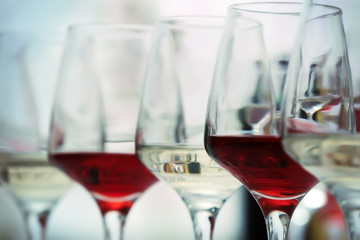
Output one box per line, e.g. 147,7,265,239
48,24,158,240
227,2,318,126
204,4,321,240
311,0,360,132
309,1,360,237
136,16,241,240
281,3,360,240
0,32,72,240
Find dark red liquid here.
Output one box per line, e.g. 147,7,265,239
205,135,318,217
49,152,158,215
355,106,360,133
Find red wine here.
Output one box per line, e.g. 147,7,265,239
355,106,360,133
205,135,318,217
49,152,158,215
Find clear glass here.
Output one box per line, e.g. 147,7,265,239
136,16,241,240
281,4,354,169
310,2,360,128
285,1,360,239
0,32,72,240
204,3,331,240
48,24,158,240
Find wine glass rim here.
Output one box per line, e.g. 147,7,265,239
228,17,263,32
229,2,341,17
156,15,225,29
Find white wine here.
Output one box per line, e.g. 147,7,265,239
282,133,327,163
283,134,360,181
137,145,241,207
1,151,72,213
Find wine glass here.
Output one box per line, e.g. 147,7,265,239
204,3,325,240
135,16,241,240
48,24,158,240
282,2,360,240
310,0,360,133
0,31,72,240
281,3,354,175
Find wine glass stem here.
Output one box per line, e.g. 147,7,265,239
190,208,219,240
24,210,49,240
103,211,127,240
265,211,290,240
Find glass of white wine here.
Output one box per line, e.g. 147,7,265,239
309,1,360,237
0,31,72,240
281,2,360,240
136,16,241,240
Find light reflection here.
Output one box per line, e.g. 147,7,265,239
292,208,311,226
302,188,328,209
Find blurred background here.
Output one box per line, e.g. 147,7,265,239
0,0,237,32
0,0,349,239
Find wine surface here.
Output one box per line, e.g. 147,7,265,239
284,134,360,181
205,135,319,216
136,145,241,207
205,135,318,199
1,152,72,212
50,151,158,214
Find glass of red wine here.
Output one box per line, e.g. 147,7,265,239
282,2,360,239
136,16,241,240
0,31,72,240
48,24,158,240
204,3,324,240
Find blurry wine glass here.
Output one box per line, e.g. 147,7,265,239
311,0,360,133
204,3,324,240
0,31,72,240
281,3,358,240
315,135,360,240
282,3,354,175
310,1,360,239
48,24,158,240
136,16,241,240
229,2,314,123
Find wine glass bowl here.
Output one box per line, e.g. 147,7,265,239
225,2,306,118
318,0,360,133
204,3,329,240
1,152,71,213
48,24,158,240
280,2,360,239
0,31,72,240
135,16,241,240
281,3,354,169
